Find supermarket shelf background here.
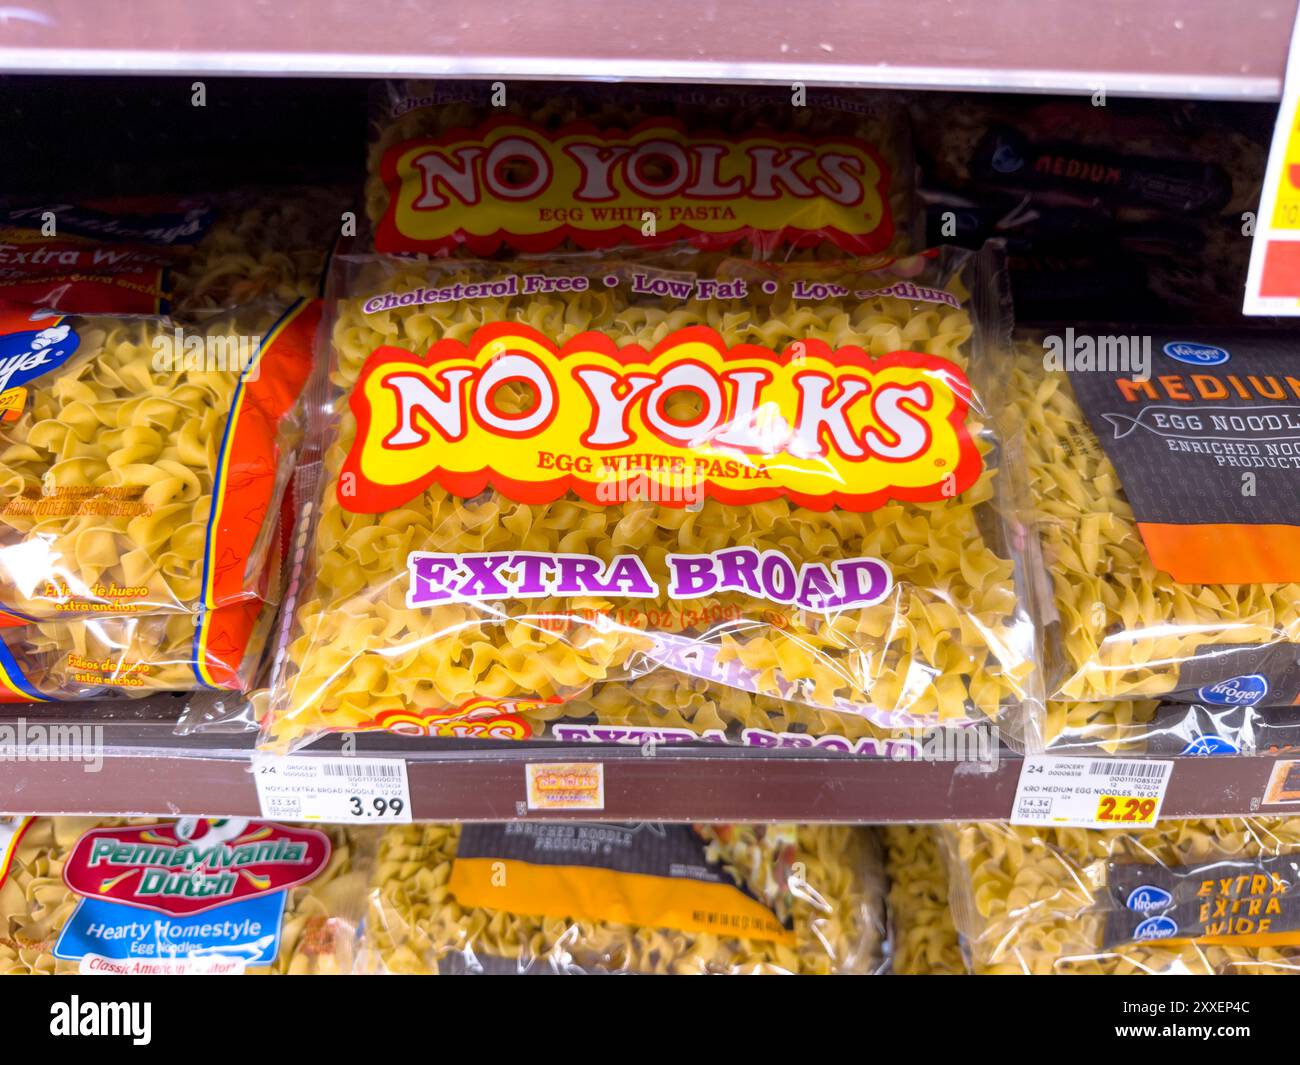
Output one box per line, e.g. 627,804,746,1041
0,705,1286,821
0,0,1293,98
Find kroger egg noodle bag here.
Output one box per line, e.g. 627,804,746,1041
265,246,1039,749
367,81,918,260
0,298,318,621
1049,701,1300,757
883,826,966,975
1010,328,1300,706
362,822,886,975
942,818,1300,975
0,816,374,975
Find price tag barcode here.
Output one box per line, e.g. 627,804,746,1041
320,762,404,780
253,754,412,824
1011,756,1173,829
1086,760,1168,780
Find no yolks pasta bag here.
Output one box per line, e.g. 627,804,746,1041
368,80,918,260
0,816,373,974
943,817,1300,975
0,297,319,621
883,826,966,975
1012,327,1300,705
266,247,1038,749
362,822,886,974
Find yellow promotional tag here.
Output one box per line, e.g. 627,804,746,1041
525,762,605,811
1245,8,1300,313
0,386,27,421
1094,794,1160,826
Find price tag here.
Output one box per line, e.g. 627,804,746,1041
252,755,412,823
1011,757,1173,829
1245,8,1300,313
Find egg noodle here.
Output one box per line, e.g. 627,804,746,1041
265,247,1039,749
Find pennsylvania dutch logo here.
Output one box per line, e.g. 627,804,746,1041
62,818,331,916
377,116,893,255
341,322,980,513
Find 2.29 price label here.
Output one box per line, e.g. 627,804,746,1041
1095,794,1159,825
1012,757,1173,829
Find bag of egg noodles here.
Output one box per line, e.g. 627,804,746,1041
264,245,1039,750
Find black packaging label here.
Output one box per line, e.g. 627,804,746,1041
449,823,795,943
1170,643,1300,707
973,126,1231,215
1103,856,1300,950
1141,701,1300,756
1061,327,1300,585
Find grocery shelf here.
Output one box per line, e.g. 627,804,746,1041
0,702,1289,822
0,0,1291,99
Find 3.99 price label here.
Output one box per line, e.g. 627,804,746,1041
252,755,413,824
1012,757,1173,829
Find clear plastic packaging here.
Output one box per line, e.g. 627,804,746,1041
1049,699,1300,756
0,188,346,317
0,816,374,974
0,596,276,700
168,187,347,314
0,298,319,621
942,818,1300,974
1010,330,1300,704
1045,699,1162,753
367,80,919,260
266,247,1040,749
883,826,966,975
361,822,887,975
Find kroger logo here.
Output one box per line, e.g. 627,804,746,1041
1126,885,1174,913
1163,340,1230,366
1198,674,1269,707
1133,914,1179,941
1180,734,1240,756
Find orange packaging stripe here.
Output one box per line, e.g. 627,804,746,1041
1137,522,1300,584
194,597,265,689
449,856,796,946
1153,932,1300,949
205,299,320,607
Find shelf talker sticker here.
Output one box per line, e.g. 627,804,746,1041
525,762,605,811
252,754,412,823
1011,756,1173,829
1245,6,1300,313
1264,760,1300,804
